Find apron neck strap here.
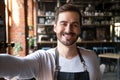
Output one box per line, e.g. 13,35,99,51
54,48,60,80
55,48,61,71
77,48,87,71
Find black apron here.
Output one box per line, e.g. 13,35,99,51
54,48,90,80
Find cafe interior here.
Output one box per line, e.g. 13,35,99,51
0,0,120,80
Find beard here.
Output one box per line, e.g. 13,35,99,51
57,32,79,46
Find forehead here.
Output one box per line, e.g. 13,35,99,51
58,11,80,22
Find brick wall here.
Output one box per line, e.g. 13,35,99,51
8,0,36,56
9,0,26,56
28,0,34,37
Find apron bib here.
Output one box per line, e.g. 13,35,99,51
54,48,90,80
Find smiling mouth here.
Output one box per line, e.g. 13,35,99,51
63,33,75,39
63,32,75,35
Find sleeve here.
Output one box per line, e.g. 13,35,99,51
91,51,102,80
0,51,42,79
83,49,102,80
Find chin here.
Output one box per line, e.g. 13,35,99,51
58,36,78,46
62,40,77,46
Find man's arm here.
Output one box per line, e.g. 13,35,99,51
0,54,37,79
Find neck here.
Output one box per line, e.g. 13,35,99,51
57,41,78,59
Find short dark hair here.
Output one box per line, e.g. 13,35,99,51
54,3,81,26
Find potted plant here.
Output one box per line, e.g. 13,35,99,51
28,25,34,30
13,42,23,56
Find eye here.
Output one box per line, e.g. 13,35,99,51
60,22,67,26
72,23,79,27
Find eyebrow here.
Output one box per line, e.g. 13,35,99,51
60,21,79,24
72,22,79,24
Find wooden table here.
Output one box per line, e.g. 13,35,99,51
98,53,120,80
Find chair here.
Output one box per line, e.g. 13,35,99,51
100,64,106,76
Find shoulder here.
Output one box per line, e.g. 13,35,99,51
78,47,101,79
26,48,55,60
78,47,98,60
79,47,96,55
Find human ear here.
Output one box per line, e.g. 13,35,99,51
53,24,57,33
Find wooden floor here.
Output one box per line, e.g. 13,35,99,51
103,72,118,80
102,65,119,80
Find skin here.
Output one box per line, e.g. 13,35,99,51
54,11,81,59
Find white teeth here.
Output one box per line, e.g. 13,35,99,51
64,34,72,39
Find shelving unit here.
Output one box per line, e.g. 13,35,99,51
36,0,120,50
81,15,112,41
36,0,57,45
79,1,118,41
82,15,112,25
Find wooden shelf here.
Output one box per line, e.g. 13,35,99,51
37,40,119,44
37,41,57,44
37,15,55,17
37,33,55,35
82,15,112,18
37,24,54,26
82,24,110,27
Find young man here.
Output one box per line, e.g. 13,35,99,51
0,4,101,80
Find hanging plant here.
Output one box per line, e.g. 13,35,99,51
13,42,23,55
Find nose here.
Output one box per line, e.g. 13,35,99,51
65,24,73,33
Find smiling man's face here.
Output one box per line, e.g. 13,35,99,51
54,11,81,46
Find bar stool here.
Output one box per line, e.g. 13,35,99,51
102,47,116,72
103,47,116,53
41,47,51,50
93,47,106,54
